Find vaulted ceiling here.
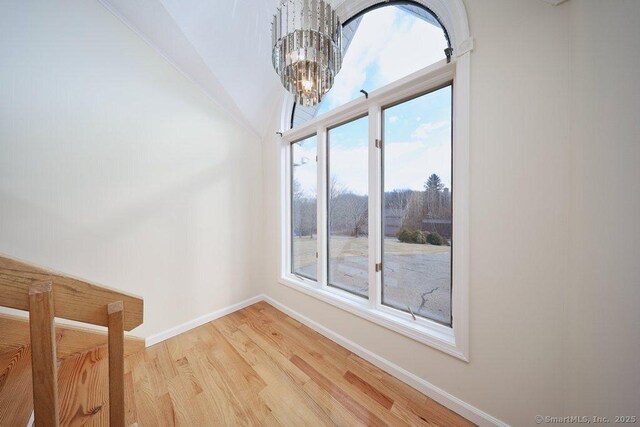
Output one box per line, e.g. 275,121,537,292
101,0,282,137
100,0,565,138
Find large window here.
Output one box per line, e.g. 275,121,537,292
293,3,449,127
281,1,471,360
291,135,318,280
327,116,369,297
382,85,452,325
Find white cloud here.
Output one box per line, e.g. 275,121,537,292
411,120,450,139
292,143,317,197
321,10,395,110
329,136,452,195
294,7,453,195
328,145,369,195
319,6,448,113
374,16,448,85
384,140,452,191
294,139,452,197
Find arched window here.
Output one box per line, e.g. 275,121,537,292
280,0,472,361
291,2,450,128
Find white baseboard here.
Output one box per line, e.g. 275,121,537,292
144,295,263,347
262,294,509,427
144,293,507,426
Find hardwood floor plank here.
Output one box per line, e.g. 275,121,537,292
192,327,271,423
236,323,310,387
204,322,268,394
0,345,33,426
214,318,333,426
166,373,210,425
344,370,394,410
290,355,387,427
130,371,166,426
346,351,436,407
52,302,474,426
301,379,368,427
57,346,109,425
186,350,262,425
247,305,412,426
123,371,138,425
260,412,283,427
251,303,352,364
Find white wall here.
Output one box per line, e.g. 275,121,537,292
263,1,572,424
0,0,263,338
259,0,637,424
565,0,640,419
263,0,640,424
2,0,638,424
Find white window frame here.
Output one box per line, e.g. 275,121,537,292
279,0,472,360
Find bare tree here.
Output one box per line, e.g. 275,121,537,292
386,189,412,211
300,199,316,238
386,189,413,233
402,191,424,231
292,179,303,236
341,193,368,237
292,178,317,238
328,175,346,232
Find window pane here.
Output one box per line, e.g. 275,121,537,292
327,116,369,298
293,4,448,127
382,85,452,325
291,135,317,281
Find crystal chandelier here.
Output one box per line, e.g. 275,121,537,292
271,0,342,107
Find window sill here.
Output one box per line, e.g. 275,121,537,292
278,275,468,361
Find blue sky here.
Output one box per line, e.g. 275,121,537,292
384,86,452,194
293,6,451,197
317,6,447,114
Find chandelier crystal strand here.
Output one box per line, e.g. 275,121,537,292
272,0,342,107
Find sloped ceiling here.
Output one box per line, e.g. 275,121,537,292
101,0,282,138
100,0,566,138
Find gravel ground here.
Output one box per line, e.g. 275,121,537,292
293,236,451,324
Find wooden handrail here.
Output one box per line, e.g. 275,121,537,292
0,255,144,426
0,254,143,331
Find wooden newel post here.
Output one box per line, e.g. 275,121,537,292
28,281,60,427
107,301,125,427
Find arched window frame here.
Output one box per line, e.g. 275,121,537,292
278,0,473,361
290,0,454,129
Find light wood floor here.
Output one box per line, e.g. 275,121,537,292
53,302,474,426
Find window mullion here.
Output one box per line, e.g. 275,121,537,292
368,103,382,308
317,125,328,289
284,139,292,277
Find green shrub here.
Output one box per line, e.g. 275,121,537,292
398,228,413,243
426,232,445,246
398,228,428,244
412,230,427,244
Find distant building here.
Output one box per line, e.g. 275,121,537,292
422,218,452,239
385,209,452,239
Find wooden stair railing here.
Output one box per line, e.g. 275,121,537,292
0,255,143,427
